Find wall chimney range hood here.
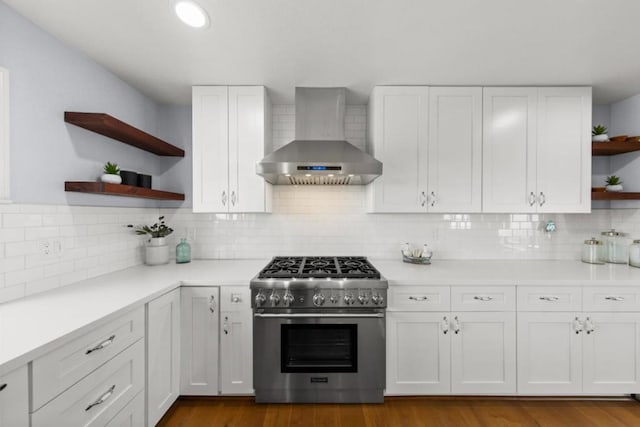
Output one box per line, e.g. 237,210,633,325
256,87,382,185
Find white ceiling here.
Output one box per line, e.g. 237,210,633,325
5,0,640,105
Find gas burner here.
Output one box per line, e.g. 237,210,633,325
257,256,380,280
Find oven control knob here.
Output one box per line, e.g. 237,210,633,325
357,293,369,305
283,291,294,307
269,291,281,306
254,291,266,307
344,293,355,305
313,292,325,307
329,294,338,304
371,294,384,305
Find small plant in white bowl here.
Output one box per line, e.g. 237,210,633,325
605,175,623,192
135,216,174,265
592,125,609,142
101,161,122,184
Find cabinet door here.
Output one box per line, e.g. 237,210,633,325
482,88,537,213
192,86,229,212
220,310,253,394
367,86,428,212
0,365,28,427
228,86,271,213
583,313,640,393
181,287,220,395
427,87,482,212
451,312,516,394
386,312,450,394
517,312,582,394
536,87,591,213
147,289,181,426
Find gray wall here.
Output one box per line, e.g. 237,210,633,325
0,1,186,208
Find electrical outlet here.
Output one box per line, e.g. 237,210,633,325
41,241,51,255
41,240,63,256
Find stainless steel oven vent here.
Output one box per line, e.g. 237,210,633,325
288,174,353,185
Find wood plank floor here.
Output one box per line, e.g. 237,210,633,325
157,397,640,427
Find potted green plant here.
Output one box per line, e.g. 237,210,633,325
592,125,609,142
605,175,623,192
135,216,174,265
101,161,122,184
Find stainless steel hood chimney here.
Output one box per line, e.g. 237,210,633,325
256,87,382,185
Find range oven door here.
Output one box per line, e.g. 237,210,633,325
253,310,385,403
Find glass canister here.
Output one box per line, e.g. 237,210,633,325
581,238,605,265
600,229,628,264
630,240,640,268
176,238,191,264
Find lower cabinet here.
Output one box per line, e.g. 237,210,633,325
518,312,640,394
0,365,29,427
105,391,145,427
147,289,181,426
220,287,253,394
386,311,516,395
180,287,220,395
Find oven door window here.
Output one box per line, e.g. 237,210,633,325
281,324,357,373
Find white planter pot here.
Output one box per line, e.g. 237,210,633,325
592,134,609,142
101,174,122,184
145,237,169,265
605,184,623,192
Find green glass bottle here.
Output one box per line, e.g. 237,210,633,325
176,238,191,264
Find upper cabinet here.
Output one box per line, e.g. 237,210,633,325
367,86,482,213
483,87,592,213
192,86,272,213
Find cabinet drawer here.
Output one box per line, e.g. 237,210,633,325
0,365,29,427
451,286,515,311
388,286,450,311
32,307,144,410
104,391,144,427
32,339,144,427
220,287,250,311
517,286,582,311
583,287,640,312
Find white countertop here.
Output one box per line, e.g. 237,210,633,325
2,258,640,374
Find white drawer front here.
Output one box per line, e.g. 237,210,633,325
104,391,144,427
451,286,515,311
220,286,250,311
388,286,450,311
32,339,144,427
583,287,640,312
0,365,29,427
32,307,144,410
517,286,582,312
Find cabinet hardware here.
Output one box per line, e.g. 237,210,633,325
85,385,115,411
585,317,595,334
529,192,536,206
539,296,559,302
231,295,241,303
473,296,493,302
209,295,216,313
221,190,227,206
605,296,625,301
0,383,6,392
441,316,449,334
224,316,229,335
430,191,437,207
231,190,236,206
573,317,583,334
85,335,116,355
420,191,426,207
539,192,546,206
453,316,461,334
408,296,429,301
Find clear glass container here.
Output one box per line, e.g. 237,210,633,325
581,238,605,265
176,238,191,264
630,240,640,268
600,229,628,264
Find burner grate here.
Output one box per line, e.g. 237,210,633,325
258,256,380,279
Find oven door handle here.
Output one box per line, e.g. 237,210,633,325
253,313,385,318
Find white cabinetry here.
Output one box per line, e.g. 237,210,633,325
147,289,181,426
483,87,591,213
180,287,219,395
219,287,253,394
0,365,28,427
192,86,271,213
368,86,482,213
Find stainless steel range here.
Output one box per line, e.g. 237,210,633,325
251,256,387,403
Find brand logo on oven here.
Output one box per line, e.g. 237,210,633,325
310,377,329,383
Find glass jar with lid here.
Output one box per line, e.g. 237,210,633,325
581,238,605,265
600,229,628,264
630,240,640,268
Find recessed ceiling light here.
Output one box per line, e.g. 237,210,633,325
172,0,210,29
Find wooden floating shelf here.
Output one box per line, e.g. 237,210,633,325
592,140,640,156
64,112,185,157
65,182,185,201
591,191,640,201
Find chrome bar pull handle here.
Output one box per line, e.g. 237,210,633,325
573,317,583,334
441,316,449,335
86,335,116,355
0,383,6,392
539,296,559,302
85,385,115,411
209,295,216,313
529,192,536,206
430,191,437,207
539,192,546,206
585,317,595,334
453,316,461,334
223,316,229,335
231,190,236,206
221,190,227,206
408,296,429,301
473,296,493,302
605,296,625,301
420,191,426,207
